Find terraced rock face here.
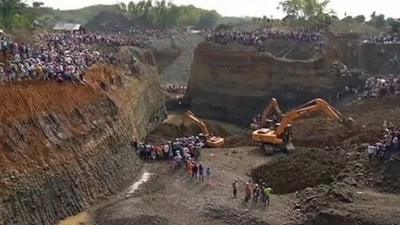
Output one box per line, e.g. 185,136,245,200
185,42,341,124
358,43,400,74
0,60,166,224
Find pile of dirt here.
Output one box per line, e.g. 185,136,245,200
294,183,356,216
204,205,271,225
224,133,257,148
145,123,202,143
251,148,346,194
146,114,230,144
97,215,169,225
295,181,400,225
374,157,400,193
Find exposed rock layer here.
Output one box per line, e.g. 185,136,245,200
185,42,341,124
0,54,166,225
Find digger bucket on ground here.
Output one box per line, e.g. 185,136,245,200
341,117,355,129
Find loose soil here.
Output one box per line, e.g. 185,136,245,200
251,148,346,194
57,96,400,225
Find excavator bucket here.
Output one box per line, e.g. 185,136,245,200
340,117,355,129
285,142,295,154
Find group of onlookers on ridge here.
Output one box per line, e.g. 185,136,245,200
361,33,400,44
0,32,126,84
206,29,324,51
0,29,176,84
367,124,400,161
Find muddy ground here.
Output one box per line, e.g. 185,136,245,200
62,96,400,225
95,147,302,225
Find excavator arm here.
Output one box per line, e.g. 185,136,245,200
251,98,283,129
275,98,353,138
184,111,211,137
260,97,283,127
183,111,225,148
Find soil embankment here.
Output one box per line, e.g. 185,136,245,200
0,48,166,225
184,41,345,125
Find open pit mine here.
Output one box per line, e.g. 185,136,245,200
1,5,400,225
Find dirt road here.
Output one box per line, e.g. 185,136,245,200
95,147,302,225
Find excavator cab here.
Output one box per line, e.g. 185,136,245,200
255,124,294,155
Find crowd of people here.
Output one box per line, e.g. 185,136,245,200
206,29,324,51
367,124,400,161
127,28,178,39
62,32,149,47
362,75,400,98
0,32,128,84
361,33,400,44
132,135,205,164
131,135,215,182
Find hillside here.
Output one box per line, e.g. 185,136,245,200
34,4,124,27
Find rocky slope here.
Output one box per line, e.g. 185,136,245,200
185,41,346,124
358,43,400,74
0,49,166,225
151,33,204,84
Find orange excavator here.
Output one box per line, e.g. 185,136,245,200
184,111,225,148
250,97,283,130
252,98,354,155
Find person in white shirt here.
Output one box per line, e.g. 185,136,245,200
367,144,376,160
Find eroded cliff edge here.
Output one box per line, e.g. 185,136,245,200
0,49,166,225
185,42,345,124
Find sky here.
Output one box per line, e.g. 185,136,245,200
36,0,399,19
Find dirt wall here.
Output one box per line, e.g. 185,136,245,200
0,57,166,224
185,42,340,124
358,43,400,74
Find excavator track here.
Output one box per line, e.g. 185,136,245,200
262,144,275,156
285,142,295,154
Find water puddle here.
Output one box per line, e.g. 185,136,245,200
127,171,152,196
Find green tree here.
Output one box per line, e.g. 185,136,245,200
387,18,400,33
0,0,27,29
128,1,137,15
127,0,220,28
278,0,331,21
197,10,219,28
369,12,386,29
354,15,365,23
32,1,44,8
119,2,127,11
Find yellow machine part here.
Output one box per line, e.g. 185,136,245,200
251,128,284,145
206,136,225,148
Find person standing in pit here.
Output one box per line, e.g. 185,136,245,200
244,180,252,203
198,163,204,181
252,184,261,208
192,162,198,179
206,167,211,183
263,186,273,207
232,179,238,198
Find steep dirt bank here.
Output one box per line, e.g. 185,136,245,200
358,43,400,74
326,32,400,74
0,54,166,224
185,41,348,124
151,34,204,84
